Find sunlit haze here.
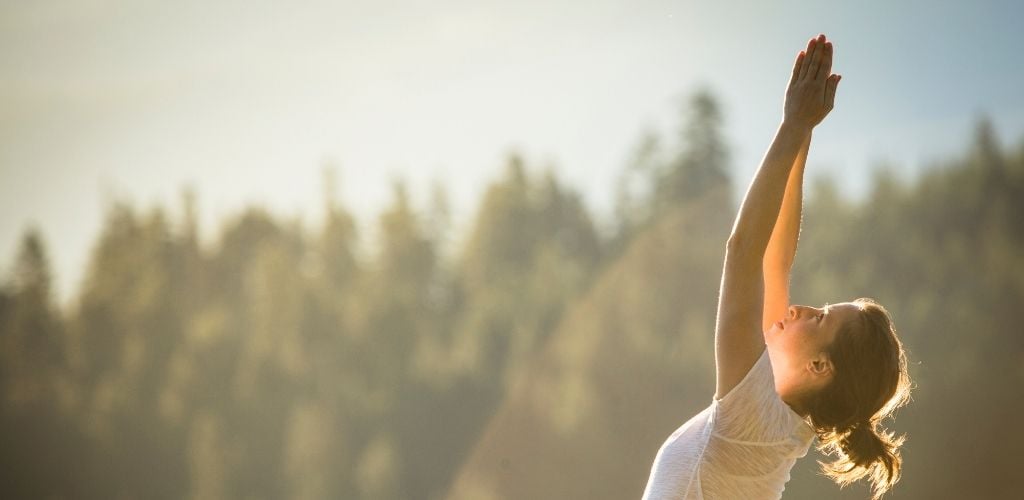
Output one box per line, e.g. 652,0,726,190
2,0,1022,304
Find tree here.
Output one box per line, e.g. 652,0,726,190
610,128,662,254
654,89,732,211
0,227,62,407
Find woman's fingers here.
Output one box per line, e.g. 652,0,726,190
809,34,826,81
791,51,805,84
800,37,817,79
817,42,833,81
825,74,840,110
785,34,840,127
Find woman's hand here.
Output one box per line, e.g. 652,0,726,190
784,34,840,129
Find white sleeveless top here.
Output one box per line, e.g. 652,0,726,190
641,348,816,499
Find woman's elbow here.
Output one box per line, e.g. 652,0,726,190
725,233,762,262
726,232,750,254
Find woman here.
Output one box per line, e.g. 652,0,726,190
641,34,912,500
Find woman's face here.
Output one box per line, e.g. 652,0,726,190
766,302,861,377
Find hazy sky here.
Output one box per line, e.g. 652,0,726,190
2,0,1022,304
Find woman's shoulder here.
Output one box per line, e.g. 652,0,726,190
713,346,772,406
712,349,811,441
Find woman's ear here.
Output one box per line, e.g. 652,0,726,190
807,354,833,377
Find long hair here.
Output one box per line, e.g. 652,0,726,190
803,298,913,500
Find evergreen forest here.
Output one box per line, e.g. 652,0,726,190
2,90,1022,499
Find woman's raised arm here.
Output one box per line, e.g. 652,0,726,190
762,132,810,333
714,34,840,399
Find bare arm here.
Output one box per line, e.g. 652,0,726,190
715,122,810,398
714,34,840,399
762,132,810,333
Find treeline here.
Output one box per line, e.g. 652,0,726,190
0,90,724,499
1,90,1022,499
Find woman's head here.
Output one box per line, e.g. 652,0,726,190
767,298,912,499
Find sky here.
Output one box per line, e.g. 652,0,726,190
2,0,1022,305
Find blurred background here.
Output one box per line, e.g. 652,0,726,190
1,1,1023,499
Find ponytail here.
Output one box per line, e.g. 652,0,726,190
805,298,913,500
818,419,905,500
